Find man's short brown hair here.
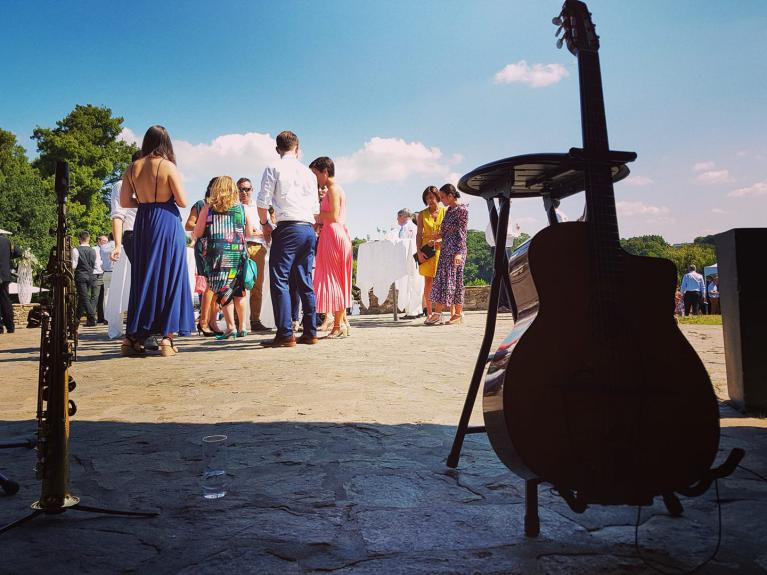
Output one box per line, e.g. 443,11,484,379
276,131,299,152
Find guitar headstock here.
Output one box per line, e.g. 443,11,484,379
553,0,599,55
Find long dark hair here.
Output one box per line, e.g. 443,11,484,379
141,125,176,165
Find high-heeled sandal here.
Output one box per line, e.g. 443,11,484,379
235,330,247,338
215,330,237,341
424,313,443,326
326,324,347,339
197,322,217,337
120,336,146,357
446,314,463,325
159,337,180,356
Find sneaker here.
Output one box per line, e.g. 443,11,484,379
144,335,160,351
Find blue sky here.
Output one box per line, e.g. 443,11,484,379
2,0,765,243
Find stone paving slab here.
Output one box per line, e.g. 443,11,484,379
1,313,766,574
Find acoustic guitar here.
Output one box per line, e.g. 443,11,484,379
483,0,720,506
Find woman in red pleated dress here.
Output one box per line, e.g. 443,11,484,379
310,156,352,338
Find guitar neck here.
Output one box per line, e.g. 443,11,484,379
577,49,620,254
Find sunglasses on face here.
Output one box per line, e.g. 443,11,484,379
239,187,252,193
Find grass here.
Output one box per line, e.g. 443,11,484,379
677,315,723,325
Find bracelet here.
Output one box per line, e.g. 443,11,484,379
260,221,272,226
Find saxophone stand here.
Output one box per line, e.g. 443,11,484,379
1,161,158,536
0,496,159,535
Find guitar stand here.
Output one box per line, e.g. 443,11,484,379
445,195,545,537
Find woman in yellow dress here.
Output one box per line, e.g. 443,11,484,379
416,185,445,322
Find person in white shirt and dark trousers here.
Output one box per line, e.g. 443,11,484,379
257,131,320,347
680,264,706,316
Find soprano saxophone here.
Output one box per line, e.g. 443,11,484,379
34,161,80,510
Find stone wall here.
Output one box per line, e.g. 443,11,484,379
358,285,490,315
10,303,37,328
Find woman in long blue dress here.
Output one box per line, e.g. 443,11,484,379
119,125,195,356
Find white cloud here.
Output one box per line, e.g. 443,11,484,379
694,169,732,184
692,161,716,172
493,60,569,88
728,180,767,198
616,201,671,218
173,131,277,185
118,127,140,146
622,175,654,187
336,137,458,185
711,208,727,214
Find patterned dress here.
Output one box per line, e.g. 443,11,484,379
203,203,247,305
429,203,469,306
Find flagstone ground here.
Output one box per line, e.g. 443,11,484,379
1,313,765,574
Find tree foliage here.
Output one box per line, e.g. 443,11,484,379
463,230,531,285
621,234,715,283
31,104,137,236
0,130,56,264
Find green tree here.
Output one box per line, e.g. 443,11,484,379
31,104,137,236
0,129,56,265
666,243,716,283
620,235,670,258
464,229,493,285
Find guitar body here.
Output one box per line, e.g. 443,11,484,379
484,222,720,503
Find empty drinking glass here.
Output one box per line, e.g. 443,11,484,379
201,434,228,499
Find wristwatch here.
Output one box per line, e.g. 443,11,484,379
261,220,272,226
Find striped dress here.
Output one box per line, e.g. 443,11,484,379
203,203,247,305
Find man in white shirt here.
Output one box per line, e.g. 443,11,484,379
257,131,320,347
72,230,103,327
395,209,417,239
680,264,706,316
238,177,269,332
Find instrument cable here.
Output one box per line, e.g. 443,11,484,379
634,463,767,574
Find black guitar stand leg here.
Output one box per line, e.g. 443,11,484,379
487,198,517,320
524,479,541,537
447,195,512,468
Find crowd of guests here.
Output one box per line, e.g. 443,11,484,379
676,264,720,316
100,126,354,357
67,124,471,352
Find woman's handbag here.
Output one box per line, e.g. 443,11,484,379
413,244,436,265
243,256,257,290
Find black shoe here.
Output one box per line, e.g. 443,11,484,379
85,321,97,327
250,321,271,332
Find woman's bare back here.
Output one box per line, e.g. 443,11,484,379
125,156,187,207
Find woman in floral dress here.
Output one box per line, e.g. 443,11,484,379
426,183,468,325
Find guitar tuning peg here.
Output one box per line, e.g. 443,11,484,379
556,37,564,49
552,16,562,26
555,25,564,37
